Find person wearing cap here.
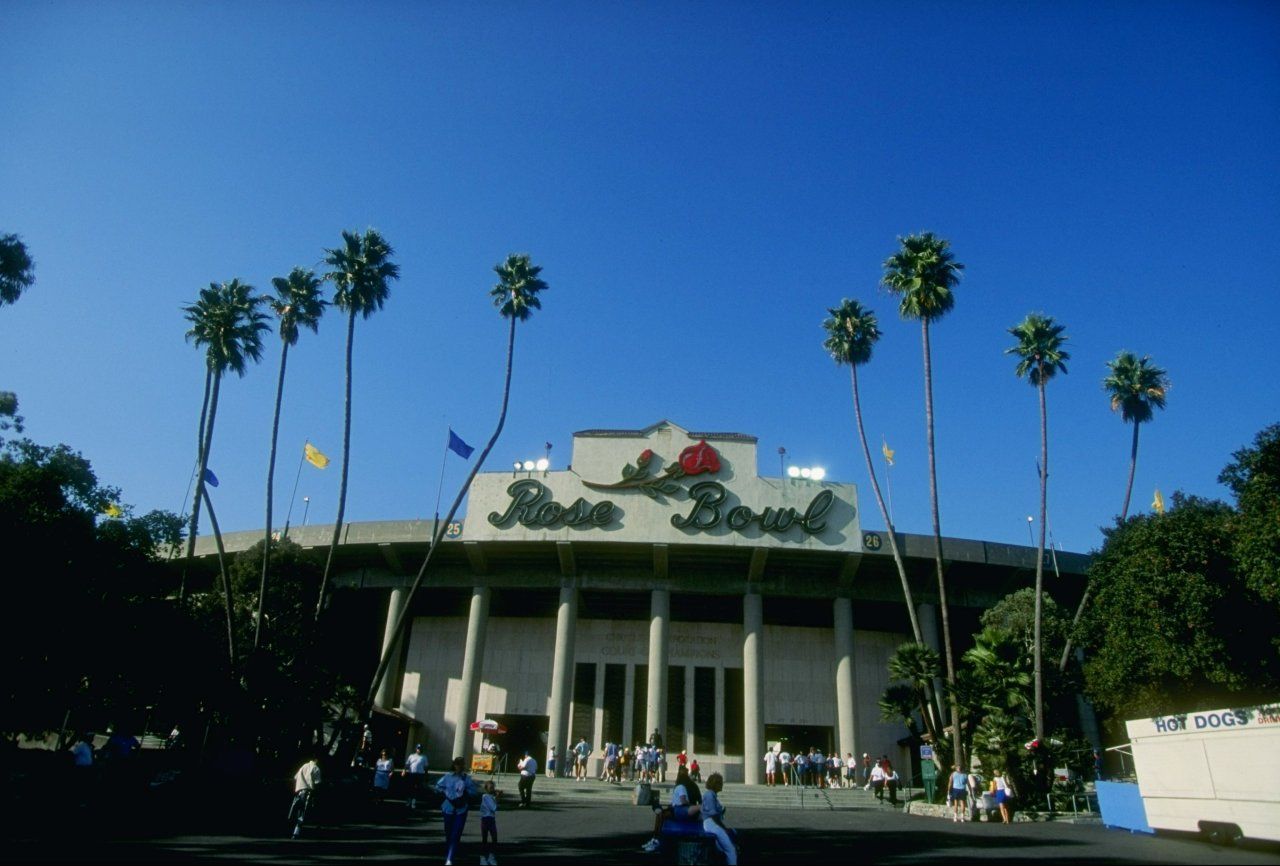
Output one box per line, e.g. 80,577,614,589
404,743,428,809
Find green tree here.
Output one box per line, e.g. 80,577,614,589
881,231,965,763
1079,493,1280,724
0,233,35,307
1219,423,1280,607
1006,313,1069,741
1105,352,1170,520
0,391,23,439
367,254,548,709
182,279,269,666
258,268,326,650
0,436,185,737
823,299,924,645
317,230,400,620
887,641,943,746
1062,351,1170,670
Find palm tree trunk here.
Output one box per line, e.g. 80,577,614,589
318,309,356,621
1034,374,1047,741
921,318,961,766
201,484,236,670
366,315,518,711
1119,420,1140,520
180,367,214,602
257,339,289,649
1063,419,1141,670
849,366,924,644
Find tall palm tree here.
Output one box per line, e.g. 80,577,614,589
1105,352,1170,521
317,230,400,620
1060,351,1168,671
0,233,35,307
822,300,925,643
257,267,326,650
1006,313,1069,741
182,279,269,663
366,254,548,709
887,641,943,746
881,231,964,764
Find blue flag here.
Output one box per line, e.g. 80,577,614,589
202,468,220,488
447,428,475,459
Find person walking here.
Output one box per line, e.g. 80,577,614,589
372,749,393,805
480,780,501,865
947,764,968,822
290,754,321,839
884,761,900,806
991,769,1014,824
405,744,428,809
436,757,479,866
517,750,537,808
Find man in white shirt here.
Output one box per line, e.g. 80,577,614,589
517,751,537,807
291,756,322,838
405,744,428,809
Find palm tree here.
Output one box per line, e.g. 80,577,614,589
881,231,964,764
887,641,943,745
1105,352,1170,520
823,301,935,712
316,230,400,620
366,254,548,710
1060,351,1168,671
0,233,35,307
1005,313,1069,742
257,268,326,650
182,279,269,664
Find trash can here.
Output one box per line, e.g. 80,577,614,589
980,792,997,821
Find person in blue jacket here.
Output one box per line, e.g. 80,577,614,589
436,757,480,865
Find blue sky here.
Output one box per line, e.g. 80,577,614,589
3,1,1278,555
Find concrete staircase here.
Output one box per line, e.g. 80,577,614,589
486,773,908,812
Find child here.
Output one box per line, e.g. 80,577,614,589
480,780,501,865
700,773,736,866
689,757,701,782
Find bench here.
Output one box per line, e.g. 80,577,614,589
659,818,717,865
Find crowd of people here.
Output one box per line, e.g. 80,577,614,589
558,735,705,785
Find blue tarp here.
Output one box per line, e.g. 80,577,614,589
1096,781,1154,834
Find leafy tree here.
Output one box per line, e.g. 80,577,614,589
1079,493,1280,725
0,391,23,439
882,231,965,764
0,436,185,737
318,230,399,620
1006,312,1069,742
367,254,548,710
887,641,943,745
1220,423,1280,607
823,299,924,645
258,268,326,650
182,280,269,665
0,233,35,307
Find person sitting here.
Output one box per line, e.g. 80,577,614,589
640,765,702,853
700,773,737,865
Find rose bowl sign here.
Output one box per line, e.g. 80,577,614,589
467,428,860,551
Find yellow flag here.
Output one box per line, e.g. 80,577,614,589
103,503,123,518
304,442,330,469
881,440,895,466
1152,489,1165,515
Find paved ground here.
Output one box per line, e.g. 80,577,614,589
6,796,1279,864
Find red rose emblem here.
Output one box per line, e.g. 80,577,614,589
678,440,721,476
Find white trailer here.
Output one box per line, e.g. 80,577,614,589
1126,702,1280,844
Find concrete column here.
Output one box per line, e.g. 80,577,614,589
623,664,636,747
684,664,695,756
743,591,764,785
916,602,946,725
546,582,578,776
645,589,670,747
375,588,408,710
593,662,607,776
452,586,491,760
833,596,858,762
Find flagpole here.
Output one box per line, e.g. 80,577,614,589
883,438,895,525
282,442,307,539
433,428,450,537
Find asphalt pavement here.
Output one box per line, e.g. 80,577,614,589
6,793,1279,864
